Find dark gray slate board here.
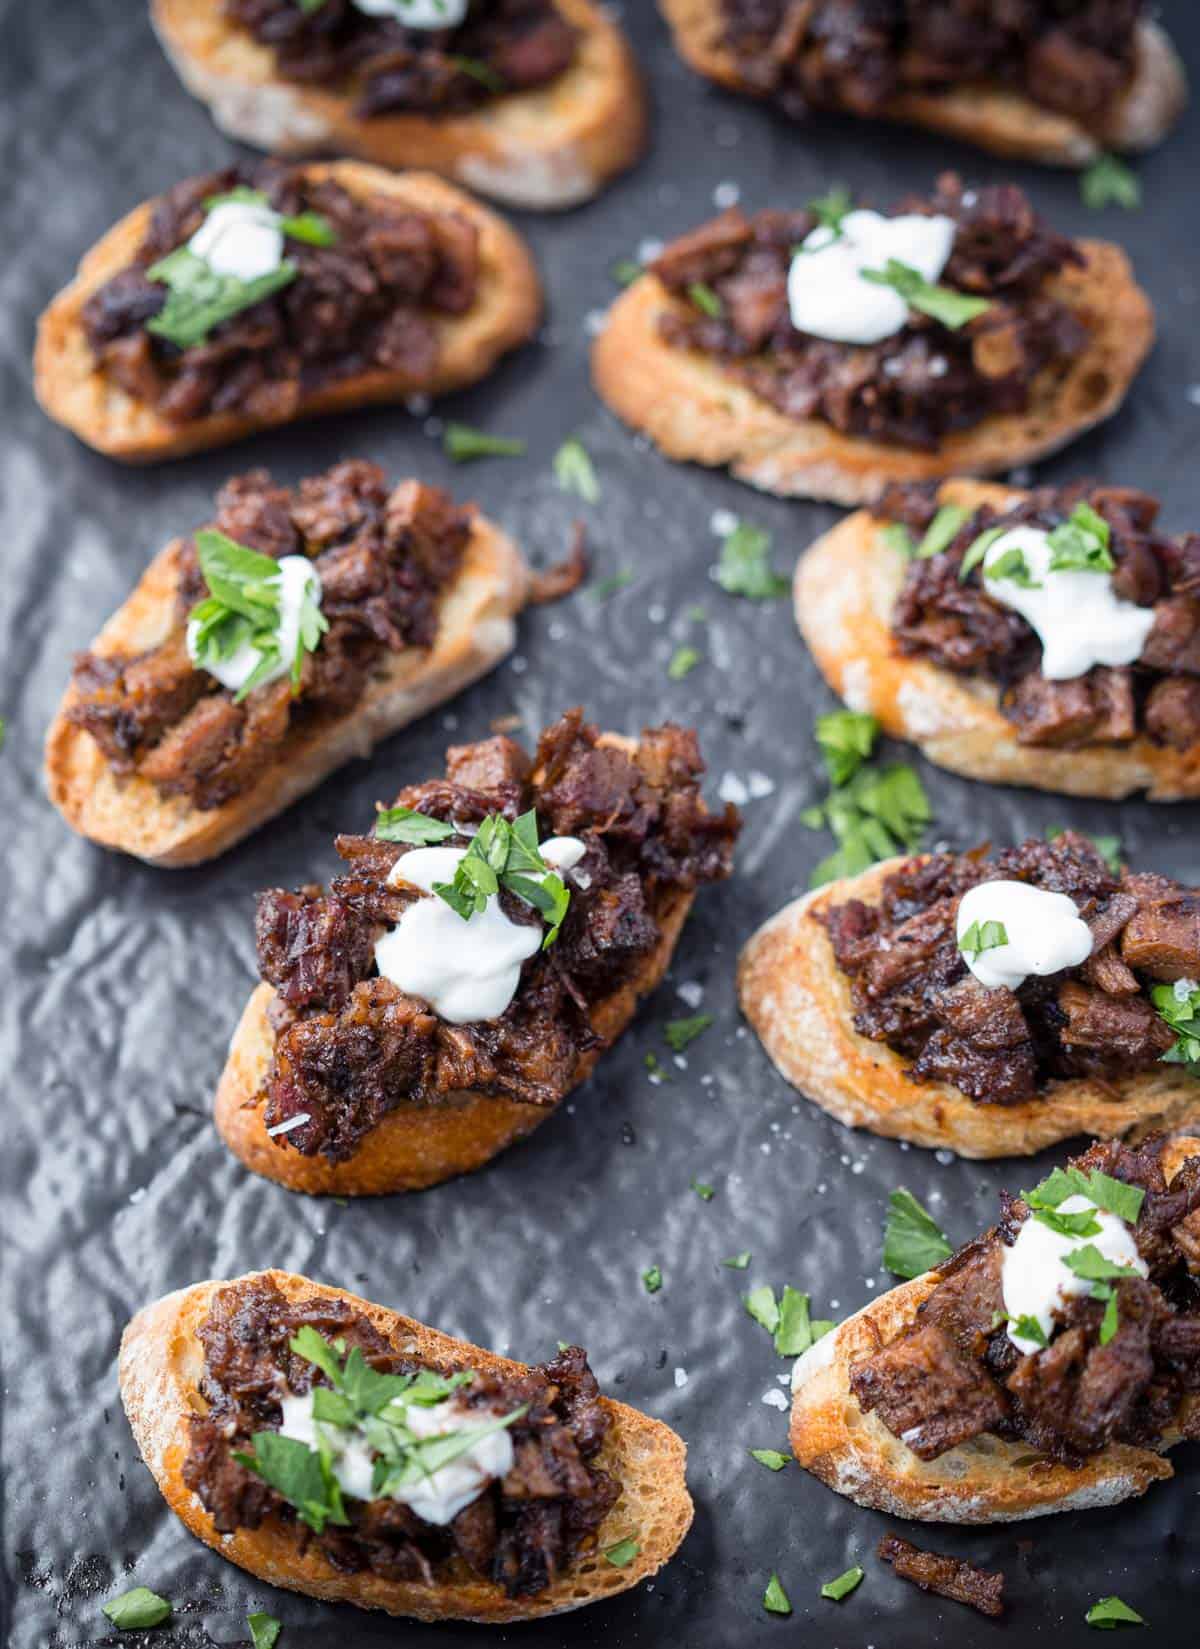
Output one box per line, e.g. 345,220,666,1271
2,3,1198,1645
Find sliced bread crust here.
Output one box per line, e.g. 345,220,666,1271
119,1269,693,1622
151,0,646,209
34,165,541,463
738,857,1200,1159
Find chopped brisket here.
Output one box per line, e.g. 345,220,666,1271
878,1536,1005,1618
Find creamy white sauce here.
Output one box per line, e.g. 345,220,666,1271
375,837,586,1024
188,198,284,282
186,555,322,695
955,880,1093,991
277,1389,513,1525
1002,1195,1147,1353
353,0,470,25
982,526,1157,681
787,209,956,345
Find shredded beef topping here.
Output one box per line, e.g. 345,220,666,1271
81,162,480,423
851,1136,1200,1470
181,1277,618,1598
67,462,470,810
226,0,576,117
821,832,1196,1107
877,1536,1005,1617
650,174,1087,450
882,479,1200,751
255,710,739,1159
720,0,1142,131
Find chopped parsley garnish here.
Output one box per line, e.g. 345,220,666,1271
723,1251,752,1269
749,1448,790,1471
816,709,879,787
667,644,701,680
590,568,634,599
642,1265,663,1294
1032,1206,1103,1239
878,521,918,558
1047,825,1122,876
690,1178,715,1201
958,918,1008,961
101,1587,173,1630
430,810,570,947
883,1188,953,1279
187,529,326,701
687,280,723,318
805,750,932,889
204,185,337,248
985,545,1042,588
958,525,1007,581
248,1612,282,1649
743,1285,780,1334
763,1572,792,1615
665,1013,713,1052
374,805,456,845
449,54,506,92
821,1565,865,1602
1061,1245,1141,1285
1046,500,1114,574
1022,1165,1145,1225
1081,154,1141,211
645,1051,672,1082
713,521,790,599
916,503,970,559
1085,1595,1145,1629
774,1286,812,1356
146,247,296,351
612,258,643,287
1152,978,1200,1066
553,436,599,504
807,185,853,235
860,259,991,329
443,423,527,462
604,1538,640,1567
1005,1312,1048,1348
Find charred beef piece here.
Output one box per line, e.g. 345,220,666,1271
850,1320,1008,1459
257,711,739,1161
82,164,481,423
182,1277,616,1598
821,833,1193,1107
67,465,471,811
651,174,1086,451
878,1535,1005,1618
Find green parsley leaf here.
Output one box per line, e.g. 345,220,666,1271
668,645,701,680
1085,1595,1145,1629
1046,825,1122,876
146,245,296,351
809,760,932,888
1152,978,1200,1067
553,436,599,504
917,503,970,559
604,1538,640,1567
691,1178,715,1201
374,1409,527,1498
1099,1288,1121,1345
807,185,853,235
687,281,723,318
1046,501,1114,574
590,568,634,599
612,258,643,287
296,0,329,14
744,1285,780,1334
642,1265,663,1294
958,918,1008,961
290,1323,347,1386
1081,155,1141,212
645,1051,671,1082
101,1587,173,1630
665,1013,713,1052
821,1565,864,1602
749,1448,790,1471
202,187,337,249
1023,1165,1145,1224
237,1431,349,1534
774,1286,812,1356
430,810,571,946
248,1612,282,1649
443,423,527,462
193,529,282,624
763,1573,792,1616
1033,1206,1103,1239
0,717,5,750
723,1251,752,1269
374,805,456,844
883,1188,953,1279
860,259,991,329
1061,1245,1140,1285
958,524,1007,582
986,545,1042,588
815,709,879,786
811,1318,836,1341
448,54,506,92
878,521,918,558
713,520,790,599
1007,1312,1049,1348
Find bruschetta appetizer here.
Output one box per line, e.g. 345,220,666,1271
152,1,646,211
796,477,1200,800
119,1269,692,1622
46,461,529,867
791,1133,1200,1521
35,160,539,462
659,0,1186,168
739,831,1200,1157
217,709,739,1193
592,174,1152,506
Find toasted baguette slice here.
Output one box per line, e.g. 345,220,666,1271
789,1137,1200,1521
592,246,1152,507
119,1269,692,1622
45,508,528,868
659,0,1186,166
738,857,1200,1158
34,165,540,463
151,0,646,210
795,479,1200,800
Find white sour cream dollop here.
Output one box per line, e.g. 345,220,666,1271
375,836,586,1024
1002,1194,1147,1353
185,555,321,696
352,0,470,25
188,198,285,282
955,880,1093,992
278,1389,513,1525
787,209,956,345
982,525,1157,681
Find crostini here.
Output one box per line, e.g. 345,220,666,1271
796,477,1200,800
739,831,1200,1158
216,709,740,1193
791,1134,1200,1521
592,174,1151,506
35,160,540,462
45,461,530,868
119,1269,692,1622
659,0,1186,168
151,0,646,210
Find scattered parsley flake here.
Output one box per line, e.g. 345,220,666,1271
714,521,789,599
883,1188,953,1279
744,1285,780,1334
248,1613,282,1649
1085,1595,1145,1629
612,258,642,287
820,1565,864,1602
806,185,852,235
815,709,879,787
101,1587,173,1630
644,1051,672,1082
604,1537,640,1567
958,524,1006,581
763,1572,792,1615
958,918,1008,961
690,1178,715,1201
774,1286,813,1357
860,259,990,329
879,520,918,558
665,1013,713,1052
448,53,506,92
687,280,723,318
1081,155,1141,211
374,805,455,845
443,423,526,462
667,644,701,680
749,1448,790,1471
553,436,599,504
722,1251,752,1269
917,503,970,559
590,568,634,599
642,1265,663,1294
